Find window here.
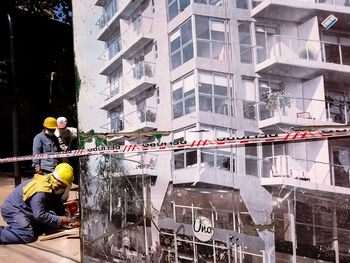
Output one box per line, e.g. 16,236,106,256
174,127,198,170
245,143,258,176
198,71,233,116
238,22,253,64
242,77,256,119
258,80,283,120
110,105,123,132
196,16,229,61
107,67,122,97
172,73,196,119
167,0,191,21
107,35,122,59
99,0,118,28
194,0,223,6
170,19,194,69
255,25,277,63
236,0,248,9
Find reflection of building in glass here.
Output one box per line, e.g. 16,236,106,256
74,0,350,262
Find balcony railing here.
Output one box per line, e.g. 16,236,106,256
258,95,350,124
252,0,350,8
120,16,153,55
261,155,350,188
122,62,155,92
120,153,158,176
123,106,157,130
257,34,350,66
100,79,123,100
96,0,118,29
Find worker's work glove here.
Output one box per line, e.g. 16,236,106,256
70,220,80,228
35,168,42,174
61,216,70,226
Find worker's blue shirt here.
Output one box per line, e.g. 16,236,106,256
1,179,65,228
32,130,60,172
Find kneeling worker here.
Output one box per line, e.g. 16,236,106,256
0,163,80,244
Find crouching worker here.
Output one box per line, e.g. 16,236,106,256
0,163,80,244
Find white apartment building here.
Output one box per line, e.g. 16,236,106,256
73,0,350,262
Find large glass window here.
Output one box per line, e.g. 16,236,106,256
172,73,195,119
255,25,277,63
170,19,194,69
110,105,123,132
167,0,191,21
245,142,258,176
98,0,118,28
238,22,253,64
107,67,122,97
198,71,233,116
174,127,198,170
242,77,256,119
196,16,229,61
194,0,223,6
107,35,122,59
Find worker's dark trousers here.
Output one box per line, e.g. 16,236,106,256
0,206,35,244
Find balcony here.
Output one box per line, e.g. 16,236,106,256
96,0,119,41
99,37,123,75
258,95,349,129
256,35,350,79
119,153,158,177
118,0,145,20
120,16,153,60
251,0,350,25
260,155,350,197
122,106,157,132
99,16,154,76
100,62,155,110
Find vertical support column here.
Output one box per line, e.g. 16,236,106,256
333,207,339,263
288,199,297,263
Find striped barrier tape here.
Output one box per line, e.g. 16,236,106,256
1,129,350,164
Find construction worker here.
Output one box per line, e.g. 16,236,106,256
32,117,61,174
55,116,77,152
0,163,80,244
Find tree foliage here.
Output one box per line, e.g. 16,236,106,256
13,0,72,24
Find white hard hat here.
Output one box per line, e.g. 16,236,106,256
57,117,67,128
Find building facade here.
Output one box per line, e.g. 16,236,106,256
73,0,350,262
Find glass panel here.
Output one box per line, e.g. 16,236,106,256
240,46,252,63
174,101,184,118
236,0,248,9
211,20,225,41
185,96,196,114
238,23,251,45
173,88,183,102
214,85,227,96
194,0,207,3
246,144,257,156
171,35,181,52
246,158,258,176
175,153,185,169
180,0,191,10
212,42,226,60
215,98,228,115
325,43,341,64
209,0,222,5
197,40,210,58
243,101,256,119
341,45,350,65
183,74,195,94
168,2,178,21
186,151,197,167
199,95,213,112
256,32,267,63
199,82,212,94
171,51,182,69
196,16,210,40
183,43,194,63
217,153,230,171
181,20,193,45
201,151,214,167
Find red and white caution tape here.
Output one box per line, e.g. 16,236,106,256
1,129,350,164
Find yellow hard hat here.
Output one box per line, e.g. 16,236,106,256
53,163,74,188
43,117,58,129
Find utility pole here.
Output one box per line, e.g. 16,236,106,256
7,13,21,186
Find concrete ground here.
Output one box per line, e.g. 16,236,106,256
0,175,81,263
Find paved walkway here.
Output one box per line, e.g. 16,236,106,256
0,176,81,263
